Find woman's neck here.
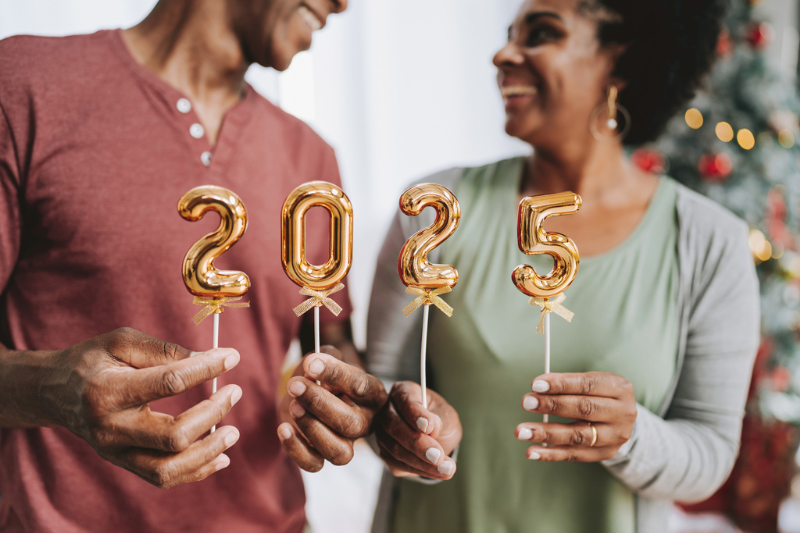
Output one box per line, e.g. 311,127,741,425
521,141,648,207
121,0,249,144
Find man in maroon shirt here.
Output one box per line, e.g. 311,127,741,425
0,0,405,531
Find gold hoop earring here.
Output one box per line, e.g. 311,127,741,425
590,86,630,142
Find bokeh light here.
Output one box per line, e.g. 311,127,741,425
716,122,734,142
685,108,704,129
737,128,755,150
779,129,795,149
749,229,773,264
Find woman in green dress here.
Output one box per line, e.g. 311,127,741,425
366,0,760,532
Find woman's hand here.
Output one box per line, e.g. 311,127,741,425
374,381,462,480
277,346,388,472
516,372,637,462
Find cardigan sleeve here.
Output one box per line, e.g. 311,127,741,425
602,191,760,502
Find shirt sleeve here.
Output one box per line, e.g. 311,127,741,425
315,144,353,324
0,102,22,294
602,213,760,503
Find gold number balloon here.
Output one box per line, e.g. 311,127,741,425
178,186,251,298
512,192,582,299
281,181,354,291
398,184,461,289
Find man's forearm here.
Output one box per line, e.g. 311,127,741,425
0,344,64,429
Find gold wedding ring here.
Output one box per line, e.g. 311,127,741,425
588,423,598,447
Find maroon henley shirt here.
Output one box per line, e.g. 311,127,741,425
0,29,352,533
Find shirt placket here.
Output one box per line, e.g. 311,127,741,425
174,96,214,169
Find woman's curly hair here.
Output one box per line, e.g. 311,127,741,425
581,0,727,145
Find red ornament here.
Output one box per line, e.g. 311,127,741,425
717,29,733,57
631,149,667,174
698,152,733,182
746,22,775,50
771,365,792,392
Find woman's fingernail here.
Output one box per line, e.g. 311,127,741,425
528,451,541,461
518,427,533,441
437,460,454,475
224,429,240,447
416,417,429,433
278,426,292,440
523,396,539,411
231,386,243,406
308,358,325,375
215,455,231,471
290,402,306,418
288,380,306,397
532,380,550,393
425,448,441,464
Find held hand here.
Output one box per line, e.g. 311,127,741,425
374,381,462,480
516,372,637,462
277,346,388,472
53,328,242,488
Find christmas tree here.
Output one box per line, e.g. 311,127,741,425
634,0,800,528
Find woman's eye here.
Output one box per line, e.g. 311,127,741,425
525,26,560,46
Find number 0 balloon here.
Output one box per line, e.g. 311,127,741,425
281,181,353,355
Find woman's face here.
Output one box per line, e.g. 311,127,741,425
231,0,347,71
494,0,620,148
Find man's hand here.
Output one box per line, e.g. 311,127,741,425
374,381,461,480
277,346,388,472
0,327,242,488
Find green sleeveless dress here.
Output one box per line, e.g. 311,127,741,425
390,157,680,533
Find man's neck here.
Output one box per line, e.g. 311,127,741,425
121,1,250,145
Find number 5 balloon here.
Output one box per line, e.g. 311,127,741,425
512,191,581,425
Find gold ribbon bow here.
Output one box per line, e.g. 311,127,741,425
192,296,250,325
529,293,574,334
403,286,454,318
293,283,345,317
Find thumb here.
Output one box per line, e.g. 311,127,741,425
390,382,442,436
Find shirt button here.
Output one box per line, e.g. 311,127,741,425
201,151,213,167
176,98,192,114
189,123,205,139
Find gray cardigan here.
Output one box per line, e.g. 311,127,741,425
365,166,761,533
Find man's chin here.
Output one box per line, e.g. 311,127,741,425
266,41,309,71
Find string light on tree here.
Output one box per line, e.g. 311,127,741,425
778,130,795,149
716,122,735,142
748,228,773,264
685,108,704,129
737,129,756,150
